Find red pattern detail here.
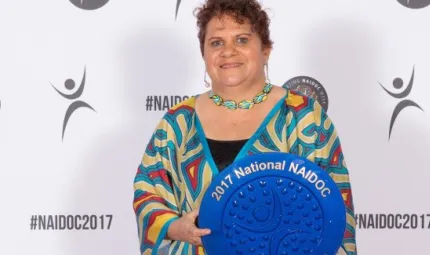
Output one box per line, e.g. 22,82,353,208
319,132,326,143
341,188,353,209
149,169,172,187
134,192,165,213
185,156,203,191
143,210,169,246
330,145,341,166
194,245,204,255
289,90,300,96
147,140,153,151
167,105,194,115
344,229,354,239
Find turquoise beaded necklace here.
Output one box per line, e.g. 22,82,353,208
208,83,273,110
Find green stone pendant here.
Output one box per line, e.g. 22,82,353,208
238,100,254,109
222,100,238,110
253,92,267,103
209,83,273,110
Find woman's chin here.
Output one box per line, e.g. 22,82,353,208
217,77,245,88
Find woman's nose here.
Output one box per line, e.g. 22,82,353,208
220,42,237,57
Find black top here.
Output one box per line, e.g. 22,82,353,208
195,138,248,227
206,138,248,172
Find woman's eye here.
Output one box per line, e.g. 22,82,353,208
237,37,248,44
211,40,223,47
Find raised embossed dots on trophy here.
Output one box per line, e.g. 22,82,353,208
198,152,346,255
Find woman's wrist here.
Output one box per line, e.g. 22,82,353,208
166,217,179,240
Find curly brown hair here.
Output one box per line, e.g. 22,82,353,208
194,0,273,55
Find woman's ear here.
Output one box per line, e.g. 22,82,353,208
263,46,272,64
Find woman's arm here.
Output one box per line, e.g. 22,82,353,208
133,120,180,255
313,100,357,255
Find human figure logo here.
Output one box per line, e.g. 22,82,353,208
69,0,109,10
175,0,182,20
51,66,96,142
379,66,424,140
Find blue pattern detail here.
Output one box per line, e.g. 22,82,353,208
164,107,193,147
258,130,280,151
184,133,200,155
155,129,168,140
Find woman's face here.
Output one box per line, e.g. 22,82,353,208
203,15,271,88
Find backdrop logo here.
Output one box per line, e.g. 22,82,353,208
69,0,109,10
282,76,329,112
51,66,96,142
397,0,430,9
379,66,424,140
175,0,181,20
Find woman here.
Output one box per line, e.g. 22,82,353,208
133,0,357,254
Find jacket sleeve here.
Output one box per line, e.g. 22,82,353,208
312,100,357,255
133,118,180,255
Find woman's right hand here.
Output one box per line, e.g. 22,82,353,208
166,208,211,246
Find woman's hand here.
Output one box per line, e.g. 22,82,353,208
166,208,211,246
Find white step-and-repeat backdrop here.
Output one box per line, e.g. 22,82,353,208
1,0,430,254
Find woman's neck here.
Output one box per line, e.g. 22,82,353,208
210,79,268,102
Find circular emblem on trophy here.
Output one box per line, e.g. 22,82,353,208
283,76,329,112
69,0,110,10
199,152,346,255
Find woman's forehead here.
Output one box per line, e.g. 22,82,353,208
206,15,252,34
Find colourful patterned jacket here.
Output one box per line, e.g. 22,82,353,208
133,90,357,255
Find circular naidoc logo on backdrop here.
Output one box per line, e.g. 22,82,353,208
397,0,430,9
282,76,329,112
69,0,110,10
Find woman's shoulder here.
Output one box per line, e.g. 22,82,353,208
154,95,198,129
149,96,198,142
165,96,197,116
153,96,194,128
